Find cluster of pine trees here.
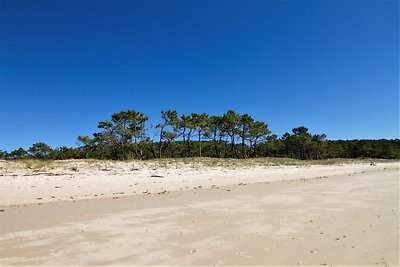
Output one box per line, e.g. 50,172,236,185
2,109,399,160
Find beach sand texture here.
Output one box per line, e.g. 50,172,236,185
0,159,398,206
0,160,399,265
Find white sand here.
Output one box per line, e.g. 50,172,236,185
0,166,398,266
0,160,398,206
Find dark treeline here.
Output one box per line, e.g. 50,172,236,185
2,109,399,160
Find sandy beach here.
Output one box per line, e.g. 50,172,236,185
0,160,399,265
0,159,398,206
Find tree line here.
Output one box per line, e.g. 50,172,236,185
1,109,399,160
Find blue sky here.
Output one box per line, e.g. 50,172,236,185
0,0,398,152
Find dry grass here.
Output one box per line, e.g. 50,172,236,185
1,157,398,174
143,157,397,169
16,159,56,171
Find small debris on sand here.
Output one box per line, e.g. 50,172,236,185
150,174,164,178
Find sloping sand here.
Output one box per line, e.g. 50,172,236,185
0,162,398,265
0,160,398,206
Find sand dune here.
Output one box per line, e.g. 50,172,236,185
0,159,398,206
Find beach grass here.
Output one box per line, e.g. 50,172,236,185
1,157,397,173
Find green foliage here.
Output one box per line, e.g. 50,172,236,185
0,150,8,159
5,109,400,161
10,147,27,159
28,142,52,159
191,112,209,157
157,110,179,159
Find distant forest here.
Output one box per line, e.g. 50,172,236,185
2,110,400,160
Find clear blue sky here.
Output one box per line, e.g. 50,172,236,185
0,0,398,152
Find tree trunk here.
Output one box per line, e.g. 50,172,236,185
198,130,202,157
182,129,186,157
213,131,218,158
218,133,224,158
187,129,192,157
230,134,235,157
159,128,163,159
224,137,228,158
253,139,258,158
241,131,245,159
150,144,156,159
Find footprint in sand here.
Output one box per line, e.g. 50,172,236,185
212,260,224,266
236,251,252,258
